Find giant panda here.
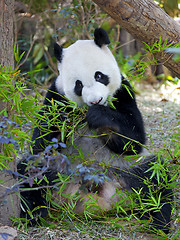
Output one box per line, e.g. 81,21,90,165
18,28,172,233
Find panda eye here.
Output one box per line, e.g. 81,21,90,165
95,71,109,86
96,73,102,81
74,80,83,96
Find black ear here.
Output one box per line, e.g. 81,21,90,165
94,28,110,47
54,42,63,62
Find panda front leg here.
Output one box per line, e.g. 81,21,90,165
86,104,145,155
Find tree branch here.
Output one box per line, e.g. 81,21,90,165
92,0,180,78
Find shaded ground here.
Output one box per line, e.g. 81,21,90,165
16,82,180,240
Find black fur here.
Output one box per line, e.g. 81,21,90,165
94,71,109,86
94,28,110,47
109,155,172,233
31,81,65,154
86,78,145,155
18,29,172,233
20,188,48,222
31,77,145,155
43,80,64,105
18,155,172,233
54,42,63,62
74,80,83,96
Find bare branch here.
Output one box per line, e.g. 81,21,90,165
92,0,180,78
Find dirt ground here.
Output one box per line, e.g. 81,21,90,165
15,81,180,240
137,81,180,154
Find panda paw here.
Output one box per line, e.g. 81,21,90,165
86,105,118,130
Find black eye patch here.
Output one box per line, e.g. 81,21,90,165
94,71,109,86
74,80,83,96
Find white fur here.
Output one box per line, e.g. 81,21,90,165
56,40,122,106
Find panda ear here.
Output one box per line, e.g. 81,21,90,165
54,42,63,62
94,28,110,47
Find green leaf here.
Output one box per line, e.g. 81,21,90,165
33,44,44,65
122,84,134,99
107,95,117,109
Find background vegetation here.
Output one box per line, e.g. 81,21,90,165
0,0,180,239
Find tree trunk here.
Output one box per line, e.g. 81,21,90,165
0,0,14,68
92,0,180,78
0,0,20,225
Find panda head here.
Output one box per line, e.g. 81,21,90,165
54,28,122,106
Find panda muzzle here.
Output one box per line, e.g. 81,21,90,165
90,97,103,105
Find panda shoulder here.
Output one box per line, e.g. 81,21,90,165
113,76,136,104
43,79,65,105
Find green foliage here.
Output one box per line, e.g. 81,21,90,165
143,37,180,55
14,45,25,67
16,0,110,84
7,42,179,236
107,95,117,110
14,155,180,237
145,156,168,184
4,2,180,236
36,97,88,147
21,0,53,13
156,0,180,17
116,37,180,84
17,0,179,87
0,48,43,168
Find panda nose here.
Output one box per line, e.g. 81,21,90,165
91,97,103,105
